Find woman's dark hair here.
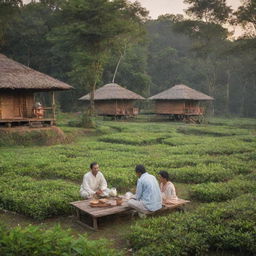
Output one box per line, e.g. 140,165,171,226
90,162,98,169
135,164,146,174
158,170,170,181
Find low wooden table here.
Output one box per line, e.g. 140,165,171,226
70,198,190,230
70,199,131,230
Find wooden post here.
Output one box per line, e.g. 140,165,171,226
52,91,56,124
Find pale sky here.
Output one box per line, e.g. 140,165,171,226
131,0,242,19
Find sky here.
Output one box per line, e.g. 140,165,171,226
130,0,242,19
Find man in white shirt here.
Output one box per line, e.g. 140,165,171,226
80,162,109,199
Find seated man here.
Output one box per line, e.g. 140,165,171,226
80,162,109,199
128,165,162,215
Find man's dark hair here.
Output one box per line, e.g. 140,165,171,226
90,162,98,169
135,164,146,174
158,170,170,181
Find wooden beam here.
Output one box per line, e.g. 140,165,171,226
52,92,56,122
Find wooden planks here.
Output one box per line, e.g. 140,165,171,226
70,200,131,218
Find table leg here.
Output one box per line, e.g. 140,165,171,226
92,217,98,230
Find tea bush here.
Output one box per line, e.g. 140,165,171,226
0,224,121,256
0,173,79,220
168,163,234,184
99,132,171,145
177,125,249,137
190,177,256,202
128,194,256,256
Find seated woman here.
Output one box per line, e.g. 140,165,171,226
158,170,178,203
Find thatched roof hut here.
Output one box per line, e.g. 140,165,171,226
0,54,72,127
149,84,213,122
149,84,213,101
79,83,145,117
0,54,72,91
79,83,144,101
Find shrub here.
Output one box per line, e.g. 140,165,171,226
0,174,79,220
190,177,256,202
99,132,171,145
128,194,256,255
0,224,121,256
168,164,234,184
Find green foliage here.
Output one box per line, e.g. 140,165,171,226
128,194,256,255
0,118,255,222
99,132,171,145
168,163,234,184
184,0,232,23
190,177,256,202
0,173,79,220
177,125,249,136
0,224,121,256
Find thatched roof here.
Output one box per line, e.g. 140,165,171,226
149,84,214,101
0,54,73,91
79,83,145,101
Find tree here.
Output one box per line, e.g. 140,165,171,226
184,0,232,24
49,0,148,119
0,0,21,47
234,0,256,35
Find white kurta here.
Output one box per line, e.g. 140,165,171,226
80,171,108,199
160,181,178,201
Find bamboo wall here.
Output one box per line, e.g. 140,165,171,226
0,93,34,119
95,100,138,116
154,101,185,114
154,100,204,115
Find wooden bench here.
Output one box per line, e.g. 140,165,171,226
146,198,190,216
70,198,190,230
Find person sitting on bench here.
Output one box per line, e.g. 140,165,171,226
80,162,110,199
158,170,178,204
128,165,162,215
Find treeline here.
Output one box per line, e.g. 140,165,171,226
1,0,255,117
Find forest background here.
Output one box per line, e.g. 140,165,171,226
0,0,255,117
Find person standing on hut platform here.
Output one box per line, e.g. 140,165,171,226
80,162,110,199
128,165,162,216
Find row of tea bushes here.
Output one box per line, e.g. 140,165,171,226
177,125,249,137
0,173,79,220
128,194,256,256
162,135,214,146
167,163,234,184
190,177,256,202
99,132,172,145
0,224,121,256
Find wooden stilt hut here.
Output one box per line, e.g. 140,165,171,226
79,83,144,117
149,84,213,122
0,54,72,127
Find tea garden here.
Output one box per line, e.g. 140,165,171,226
0,116,255,255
